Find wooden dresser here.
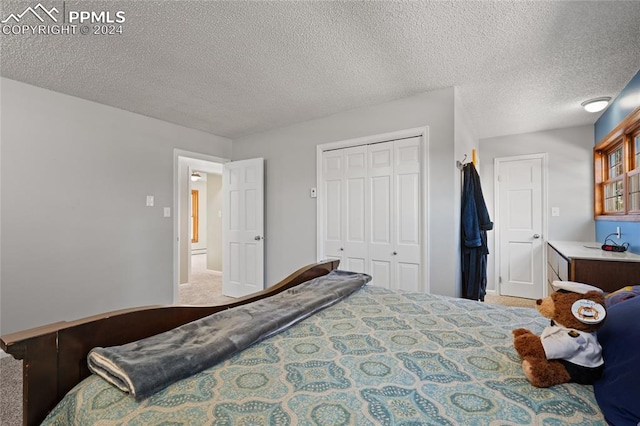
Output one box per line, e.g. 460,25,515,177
547,241,640,293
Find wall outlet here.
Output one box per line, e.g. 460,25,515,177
163,207,171,218
616,226,621,239
310,187,317,198
146,195,154,207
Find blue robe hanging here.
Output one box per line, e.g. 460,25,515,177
461,163,493,301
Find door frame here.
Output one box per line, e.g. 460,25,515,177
315,126,430,292
173,149,229,303
493,152,549,298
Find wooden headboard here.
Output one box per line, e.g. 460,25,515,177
0,260,340,426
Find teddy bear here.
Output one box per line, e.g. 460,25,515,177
512,281,606,388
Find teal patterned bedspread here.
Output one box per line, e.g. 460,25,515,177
44,286,605,425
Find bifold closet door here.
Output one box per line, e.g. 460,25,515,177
322,137,422,291
392,137,421,292
322,149,344,266
368,138,421,291
322,146,368,273
368,141,394,288
342,146,368,273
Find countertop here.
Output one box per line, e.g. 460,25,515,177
548,240,640,263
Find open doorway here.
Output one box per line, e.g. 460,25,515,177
174,151,232,305
180,170,235,305
174,151,266,304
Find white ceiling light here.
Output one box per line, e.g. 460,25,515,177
190,172,202,181
581,97,611,113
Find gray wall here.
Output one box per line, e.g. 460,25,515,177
232,88,464,297
207,173,223,271
0,78,232,334
479,125,596,292
454,89,480,290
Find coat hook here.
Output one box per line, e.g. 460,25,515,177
456,154,468,170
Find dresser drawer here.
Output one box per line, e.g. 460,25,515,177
547,263,558,285
557,255,569,281
547,244,569,283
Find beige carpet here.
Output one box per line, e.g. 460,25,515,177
179,254,236,306
485,293,537,308
0,355,22,426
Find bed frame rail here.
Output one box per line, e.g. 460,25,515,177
0,260,339,426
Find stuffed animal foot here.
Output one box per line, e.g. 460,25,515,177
512,328,532,338
513,332,546,360
522,359,571,388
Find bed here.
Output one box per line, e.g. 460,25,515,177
1,260,635,425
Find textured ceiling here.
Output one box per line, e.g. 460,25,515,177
1,1,639,139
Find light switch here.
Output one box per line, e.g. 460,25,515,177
146,195,154,207
163,207,171,217
551,207,560,217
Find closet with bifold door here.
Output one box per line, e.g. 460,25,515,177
321,136,422,292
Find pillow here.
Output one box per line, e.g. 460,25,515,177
594,295,640,425
605,285,640,308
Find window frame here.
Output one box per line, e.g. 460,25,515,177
628,129,640,213
191,189,199,243
594,107,640,220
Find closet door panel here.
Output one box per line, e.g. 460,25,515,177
370,176,391,244
396,262,420,292
346,177,365,242
346,257,366,274
323,150,344,263
394,138,422,291
370,260,391,289
344,146,368,272
397,174,420,246
368,142,394,282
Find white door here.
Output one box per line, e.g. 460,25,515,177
322,147,368,274
393,137,422,292
497,155,545,299
368,141,394,288
368,137,421,291
222,158,264,298
322,149,345,265
343,146,368,273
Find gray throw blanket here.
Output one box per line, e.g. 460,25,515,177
87,270,371,400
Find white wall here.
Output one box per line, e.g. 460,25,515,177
479,125,596,292
0,78,232,334
232,88,462,297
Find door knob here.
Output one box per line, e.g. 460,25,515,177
340,248,344,251
254,235,263,241
392,251,397,255
533,234,540,239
